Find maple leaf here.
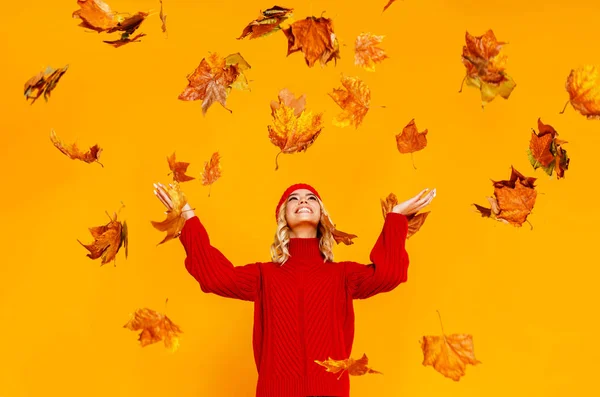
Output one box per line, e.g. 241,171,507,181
178,52,251,115
150,181,188,244
395,119,428,169
268,88,324,170
167,152,195,183
383,0,398,11
381,193,430,238
238,5,293,40
420,310,481,381
103,32,146,47
527,118,570,179
321,212,358,245
78,206,128,266
159,0,167,35
355,32,388,72
474,166,537,227
560,65,600,119
123,307,182,351
282,16,340,67
329,75,370,128
24,65,69,104
50,129,103,166
459,30,516,106
201,151,222,197
315,354,382,380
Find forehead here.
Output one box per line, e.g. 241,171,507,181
288,189,315,197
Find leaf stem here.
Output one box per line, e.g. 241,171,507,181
411,153,417,170
275,151,282,171
458,75,467,93
436,309,445,335
559,100,570,114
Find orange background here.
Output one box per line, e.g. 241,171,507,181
1,0,599,396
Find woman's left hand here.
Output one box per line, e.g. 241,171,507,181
392,188,436,216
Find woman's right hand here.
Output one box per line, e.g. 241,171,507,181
153,182,196,221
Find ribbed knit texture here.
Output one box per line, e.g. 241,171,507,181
179,212,409,397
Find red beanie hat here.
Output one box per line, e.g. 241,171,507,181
275,183,322,221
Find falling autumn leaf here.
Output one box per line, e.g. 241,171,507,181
527,118,570,179
381,193,430,238
159,0,167,35
329,75,370,128
561,65,600,119
238,5,293,40
282,16,340,67
321,212,357,245
459,30,516,106
395,119,428,169
103,32,145,48
150,181,188,244
24,65,69,104
354,32,388,72
474,166,537,227
123,307,182,351
167,152,195,182
315,354,382,380
50,129,103,166
78,206,128,266
201,151,222,197
178,52,251,115
268,88,324,170
383,0,398,12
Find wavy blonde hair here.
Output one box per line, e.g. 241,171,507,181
270,196,335,265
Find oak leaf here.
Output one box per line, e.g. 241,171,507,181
329,75,370,128
167,152,195,182
123,307,182,351
321,212,358,245
238,5,293,40
460,30,516,106
24,65,69,104
561,65,600,119
381,193,430,238
355,32,388,72
50,129,103,166
282,16,340,67
315,354,382,380
150,181,188,244
268,88,324,170
527,118,570,179
383,0,397,11
201,151,222,197
78,208,128,266
178,52,251,115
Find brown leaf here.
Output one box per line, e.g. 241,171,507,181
159,0,167,34
50,129,103,166
24,65,69,104
395,119,428,154
72,0,148,34
167,152,195,182
527,118,570,179
282,16,340,67
320,212,357,245
78,209,128,266
123,307,182,351
201,151,222,197
354,32,388,72
563,65,600,119
103,32,146,47
380,193,430,238
238,5,293,40
315,354,382,380
150,181,188,244
383,0,397,11
329,75,370,128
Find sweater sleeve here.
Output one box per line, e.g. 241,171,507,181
179,216,261,302
344,212,410,300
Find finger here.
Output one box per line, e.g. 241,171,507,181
154,187,173,208
413,194,435,212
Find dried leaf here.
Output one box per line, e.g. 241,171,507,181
320,212,357,245
167,152,195,183
123,308,182,351
238,5,293,40
150,181,188,244
562,65,600,119
24,65,69,104
396,119,428,154
383,0,397,11
72,0,148,34
178,52,251,115
159,0,167,34
460,30,516,105
50,129,103,166
380,193,430,238
201,152,222,197
527,118,570,179
268,88,324,170
282,16,340,67
315,354,382,380
354,32,388,72
103,32,146,47
329,75,370,128
78,209,128,266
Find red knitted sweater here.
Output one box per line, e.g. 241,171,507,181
179,212,410,397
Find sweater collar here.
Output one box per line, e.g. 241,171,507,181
287,237,324,262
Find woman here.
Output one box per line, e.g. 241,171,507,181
153,182,436,397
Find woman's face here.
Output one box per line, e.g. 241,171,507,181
285,189,321,232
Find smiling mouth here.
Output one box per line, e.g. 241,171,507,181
296,207,313,214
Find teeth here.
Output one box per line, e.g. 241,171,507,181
297,208,312,213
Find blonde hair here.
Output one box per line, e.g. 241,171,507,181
270,197,335,265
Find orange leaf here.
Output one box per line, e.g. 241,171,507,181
72,0,148,34
50,129,103,166
24,65,69,104
380,193,430,238
151,181,188,244
354,32,388,72
201,151,222,197
329,75,370,128
282,16,340,67
268,88,324,170
321,212,357,245
238,5,293,40
563,65,600,119
78,209,128,266
178,52,251,115
315,354,382,380
167,152,195,183
527,118,570,179
383,0,397,11
103,32,146,48
395,119,428,154
123,307,182,351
